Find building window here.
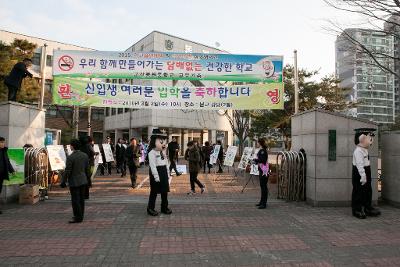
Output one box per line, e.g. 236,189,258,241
46,55,53,66
32,52,41,66
92,109,105,120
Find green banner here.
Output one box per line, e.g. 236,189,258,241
53,76,284,110
4,148,25,185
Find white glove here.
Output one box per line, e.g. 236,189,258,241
360,175,367,186
154,176,160,182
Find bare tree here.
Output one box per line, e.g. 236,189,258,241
224,110,252,155
325,0,400,78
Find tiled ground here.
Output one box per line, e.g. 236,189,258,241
1,165,399,266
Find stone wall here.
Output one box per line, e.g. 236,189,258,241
381,131,400,207
291,109,379,207
0,101,45,148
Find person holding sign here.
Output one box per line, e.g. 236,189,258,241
61,139,91,223
253,138,269,209
0,137,15,214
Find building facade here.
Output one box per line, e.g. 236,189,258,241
335,28,395,125
104,31,234,153
384,16,400,119
0,30,105,144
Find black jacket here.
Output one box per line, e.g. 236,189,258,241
125,145,141,166
0,147,15,181
116,144,126,162
4,62,32,88
255,148,268,165
167,141,179,160
62,150,90,187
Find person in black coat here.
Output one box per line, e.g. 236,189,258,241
167,137,181,176
79,136,95,199
125,138,141,188
4,58,33,101
61,139,91,223
217,140,224,173
116,138,127,177
0,137,15,214
253,138,269,209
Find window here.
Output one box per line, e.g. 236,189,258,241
46,55,53,67
92,108,105,120
32,52,41,66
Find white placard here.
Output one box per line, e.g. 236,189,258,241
250,164,259,175
46,145,67,171
93,144,103,164
223,146,238,167
102,144,114,162
209,145,221,165
238,147,253,169
176,165,187,174
250,148,260,160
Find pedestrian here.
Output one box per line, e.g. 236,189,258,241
79,136,95,199
217,140,224,173
60,139,91,223
201,141,213,173
103,136,115,175
185,141,205,195
168,137,182,176
4,58,33,101
253,138,269,209
352,128,381,219
147,129,172,216
0,137,15,214
116,138,126,176
125,138,141,188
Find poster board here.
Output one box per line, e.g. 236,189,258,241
102,144,114,162
4,148,25,185
93,144,103,164
250,148,260,175
176,165,187,174
223,146,238,167
209,145,221,165
238,147,253,169
46,145,67,171
250,164,259,175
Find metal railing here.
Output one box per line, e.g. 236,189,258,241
24,147,49,189
276,150,306,201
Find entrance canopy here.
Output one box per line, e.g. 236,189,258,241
52,50,284,110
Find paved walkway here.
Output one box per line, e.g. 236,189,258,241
1,166,400,266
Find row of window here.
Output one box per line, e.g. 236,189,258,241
31,53,53,67
45,106,105,120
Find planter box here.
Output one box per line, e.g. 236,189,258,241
19,184,40,205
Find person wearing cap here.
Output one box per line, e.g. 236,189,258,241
147,129,172,216
352,128,381,219
4,58,33,101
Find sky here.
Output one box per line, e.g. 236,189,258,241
0,0,361,79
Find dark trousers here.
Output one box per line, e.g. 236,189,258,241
6,84,18,101
352,166,372,212
217,159,223,172
148,190,168,210
100,162,112,175
203,159,211,173
128,164,138,186
189,172,204,192
117,160,126,175
169,156,179,174
259,172,269,206
70,185,86,221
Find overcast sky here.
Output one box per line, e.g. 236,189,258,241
0,0,361,79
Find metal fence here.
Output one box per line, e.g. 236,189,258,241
24,147,49,189
276,150,306,201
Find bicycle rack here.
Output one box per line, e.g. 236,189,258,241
276,150,306,201
24,147,49,189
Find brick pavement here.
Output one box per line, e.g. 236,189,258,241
1,167,400,266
